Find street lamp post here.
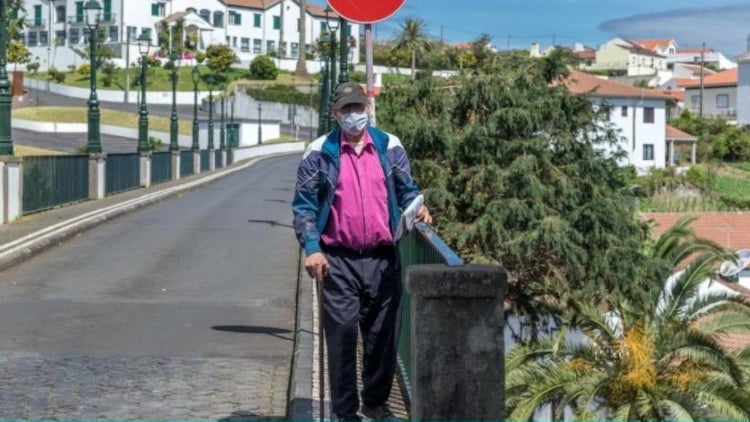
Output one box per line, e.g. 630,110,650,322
190,65,200,151
229,90,235,147
219,83,226,150
338,16,349,84
169,52,179,151
0,0,13,154
257,91,263,144
317,35,330,136
325,7,339,130
84,0,102,153
137,32,151,153
206,74,215,150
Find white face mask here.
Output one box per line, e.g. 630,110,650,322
339,111,369,136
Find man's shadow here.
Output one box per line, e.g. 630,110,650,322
212,325,293,341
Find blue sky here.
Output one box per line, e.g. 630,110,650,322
314,0,750,57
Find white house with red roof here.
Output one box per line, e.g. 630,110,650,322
678,68,738,120
668,47,737,70
565,71,696,173
632,38,678,57
738,51,750,126
591,38,668,76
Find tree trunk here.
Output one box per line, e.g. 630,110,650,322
295,0,308,76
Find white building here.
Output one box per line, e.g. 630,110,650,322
565,71,696,174
736,51,750,126
591,38,668,77
17,0,359,72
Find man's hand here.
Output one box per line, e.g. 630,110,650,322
305,252,329,281
415,205,432,225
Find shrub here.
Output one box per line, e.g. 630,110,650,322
101,62,117,87
48,67,66,83
195,51,206,64
249,54,278,80
246,83,319,109
148,136,165,151
26,61,40,74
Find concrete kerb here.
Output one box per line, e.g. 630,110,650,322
0,151,301,273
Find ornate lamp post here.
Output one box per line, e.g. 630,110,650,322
190,65,200,151
316,34,330,136
168,52,179,151
324,7,339,130
84,0,102,153
229,89,235,147
0,0,14,155
206,73,215,150
338,16,349,84
137,32,151,152
219,83,226,150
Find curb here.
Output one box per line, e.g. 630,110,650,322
0,152,299,273
288,250,314,420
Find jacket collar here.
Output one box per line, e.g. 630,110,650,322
322,126,388,162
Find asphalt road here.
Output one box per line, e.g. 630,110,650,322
0,154,302,419
13,128,139,153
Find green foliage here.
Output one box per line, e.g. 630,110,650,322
205,44,239,76
6,0,30,65
77,63,91,77
246,84,318,109
26,61,40,74
158,18,185,56
249,55,278,80
378,53,649,324
47,66,66,84
506,218,750,420
671,110,750,162
101,62,117,87
195,51,206,64
392,17,435,78
148,136,165,152
633,79,650,88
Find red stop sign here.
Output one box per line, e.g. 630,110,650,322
327,0,406,24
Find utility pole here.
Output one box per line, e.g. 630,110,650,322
699,42,705,118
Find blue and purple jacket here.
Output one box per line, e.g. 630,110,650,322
292,126,421,256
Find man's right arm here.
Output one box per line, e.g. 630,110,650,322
292,149,323,257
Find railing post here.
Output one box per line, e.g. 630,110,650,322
139,152,151,188
171,150,180,180
405,264,507,421
88,153,105,200
2,156,22,222
193,150,201,175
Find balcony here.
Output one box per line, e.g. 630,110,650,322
26,18,46,28
68,13,116,25
68,14,85,24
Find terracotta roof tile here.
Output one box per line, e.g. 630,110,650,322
633,38,674,52
641,212,750,250
679,69,737,88
659,89,684,102
666,125,696,140
563,71,673,100
575,50,596,60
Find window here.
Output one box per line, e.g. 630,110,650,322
69,28,80,44
600,105,611,121
241,37,249,52
27,31,38,46
621,106,628,117
55,30,66,46
127,26,137,41
254,13,261,28
267,40,276,53
213,11,224,27
75,1,84,23
225,36,230,45
151,2,165,17
320,22,327,32
291,42,299,57
103,0,112,21
141,28,152,39
33,5,42,26
643,144,654,161
109,25,118,42
229,11,241,25
643,107,655,123
82,28,90,43
232,36,237,47
717,94,729,109
199,9,210,23
39,30,48,46
253,39,262,53
691,95,700,107
273,16,280,30
56,5,66,23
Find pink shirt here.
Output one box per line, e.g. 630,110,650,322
321,131,393,250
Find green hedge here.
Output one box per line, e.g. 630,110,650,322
246,84,320,111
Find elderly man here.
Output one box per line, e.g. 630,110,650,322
292,82,431,421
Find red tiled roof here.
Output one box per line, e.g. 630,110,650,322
563,71,673,100
575,50,596,60
641,212,750,250
666,125,695,140
679,69,738,88
623,43,665,58
660,89,684,102
633,38,674,52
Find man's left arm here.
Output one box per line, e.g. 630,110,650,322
390,144,432,224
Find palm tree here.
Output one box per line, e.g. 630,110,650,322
506,217,750,420
295,0,308,76
393,17,433,80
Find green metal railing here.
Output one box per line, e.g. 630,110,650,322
23,155,89,214
397,221,463,402
150,152,171,184
215,150,222,168
180,151,194,176
200,150,210,172
105,153,140,196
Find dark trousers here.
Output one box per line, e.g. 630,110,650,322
322,245,402,420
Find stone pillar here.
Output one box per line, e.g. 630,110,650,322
208,148,215,171
220,149,227,168
3,158,22,222
171,150,180,180
139,153,151,188
668,140,674,166
193,151,201,174
692,142,697,165
405,264,507,421
88,153,106,200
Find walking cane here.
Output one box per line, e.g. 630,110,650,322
316,274,325,422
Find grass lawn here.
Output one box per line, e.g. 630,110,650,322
14,145,64,156
28,66,317,92
14,106,193,135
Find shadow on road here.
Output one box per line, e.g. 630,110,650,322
246,219,293,229
219,409,284,420
212,325,293,341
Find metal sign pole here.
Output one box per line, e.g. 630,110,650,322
365,23,376,127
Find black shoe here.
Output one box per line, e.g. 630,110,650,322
361,403,399,421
